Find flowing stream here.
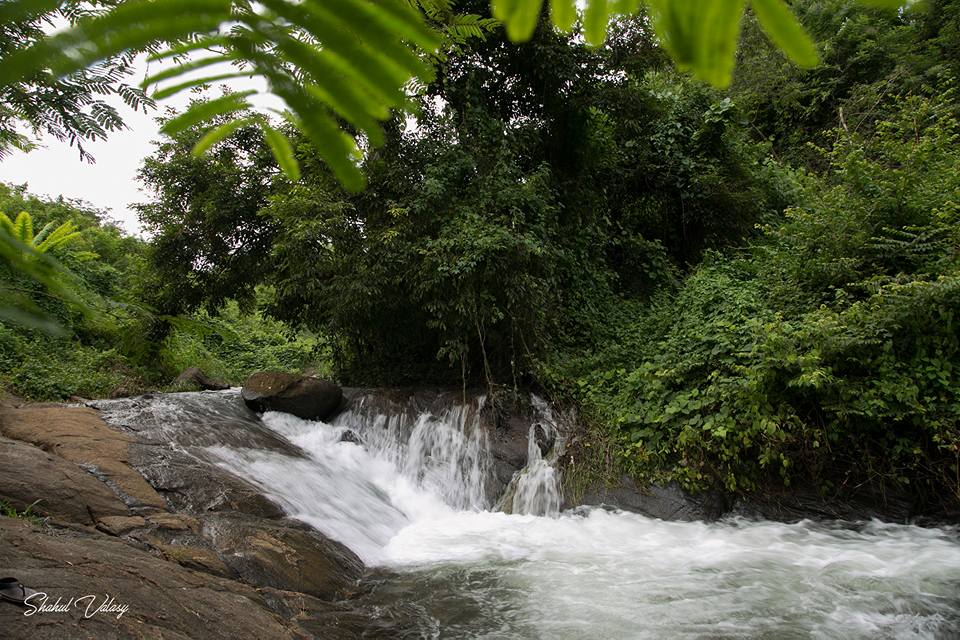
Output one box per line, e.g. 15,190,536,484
99,391,960,638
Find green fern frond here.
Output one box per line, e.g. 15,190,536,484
32,221,57,246
0,0,906,190
13,211,33,244
0,212,15,238
34,221,81,254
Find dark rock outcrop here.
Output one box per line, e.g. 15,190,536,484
339,429,363,445
128,443,286,518
172,366,230,391
200,513,363,599
533,423,555,457
338,387,539,505
482,396,535,503
728,486,939,523
570,476,728,521
242,371,343,421
566,474,957,524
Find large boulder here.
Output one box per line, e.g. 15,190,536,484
242,372,343,421
199,513,364,599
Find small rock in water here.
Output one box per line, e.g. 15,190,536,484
533,423,555,457
339,430,363,445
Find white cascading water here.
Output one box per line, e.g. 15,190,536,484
509,398,563,516
199,392,960,639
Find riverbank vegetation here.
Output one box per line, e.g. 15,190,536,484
1,0,958,508
0,184,327,399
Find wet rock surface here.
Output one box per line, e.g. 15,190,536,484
0,395,403,639
0,436,129,524
571,476,728,521
727,485,957,523
566,473,958,525
338,429,363,445
533,423,555,457
199,512,363,599
127,443,287,518
0,406,166,513
242,371,343,421
0,516,353,639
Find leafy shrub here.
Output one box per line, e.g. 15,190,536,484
554,92,960,505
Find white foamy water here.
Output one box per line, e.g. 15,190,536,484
204,398,960,639
509,422,562,517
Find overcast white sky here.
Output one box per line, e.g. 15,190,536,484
0,98,165,236
0,55,274,236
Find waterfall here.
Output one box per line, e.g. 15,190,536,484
94,390,960,638
330,396,491,511
510,396,563,517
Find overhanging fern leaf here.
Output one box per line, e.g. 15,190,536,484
262,124,301,181
160,90,257,136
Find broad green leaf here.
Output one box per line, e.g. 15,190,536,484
321,0,441,52
612,0,641,13
303,0,436,80
0,0,60,24
33,222,57,246
752,0,819,68
0,213,14,237
269,35,386,145
492,0,544,42
13,211,33,244
0,0,231,86
259,0,411,103
647,0,746,87
549,0,577,32
264,76,364,190
160,90,256,135
0,298,65,335
584,0,610,46
262,125,301,182
191,118,255,156
148,36,230,62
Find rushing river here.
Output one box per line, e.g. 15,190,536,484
203,396,960,639
97,391,960,638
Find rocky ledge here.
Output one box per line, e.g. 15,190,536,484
0,401,406,639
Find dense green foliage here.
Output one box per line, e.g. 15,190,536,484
0,0,893,197
1,0,958,510
138,16,779,384
0,183,326,400
134,1,959,508
554,88,960,505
